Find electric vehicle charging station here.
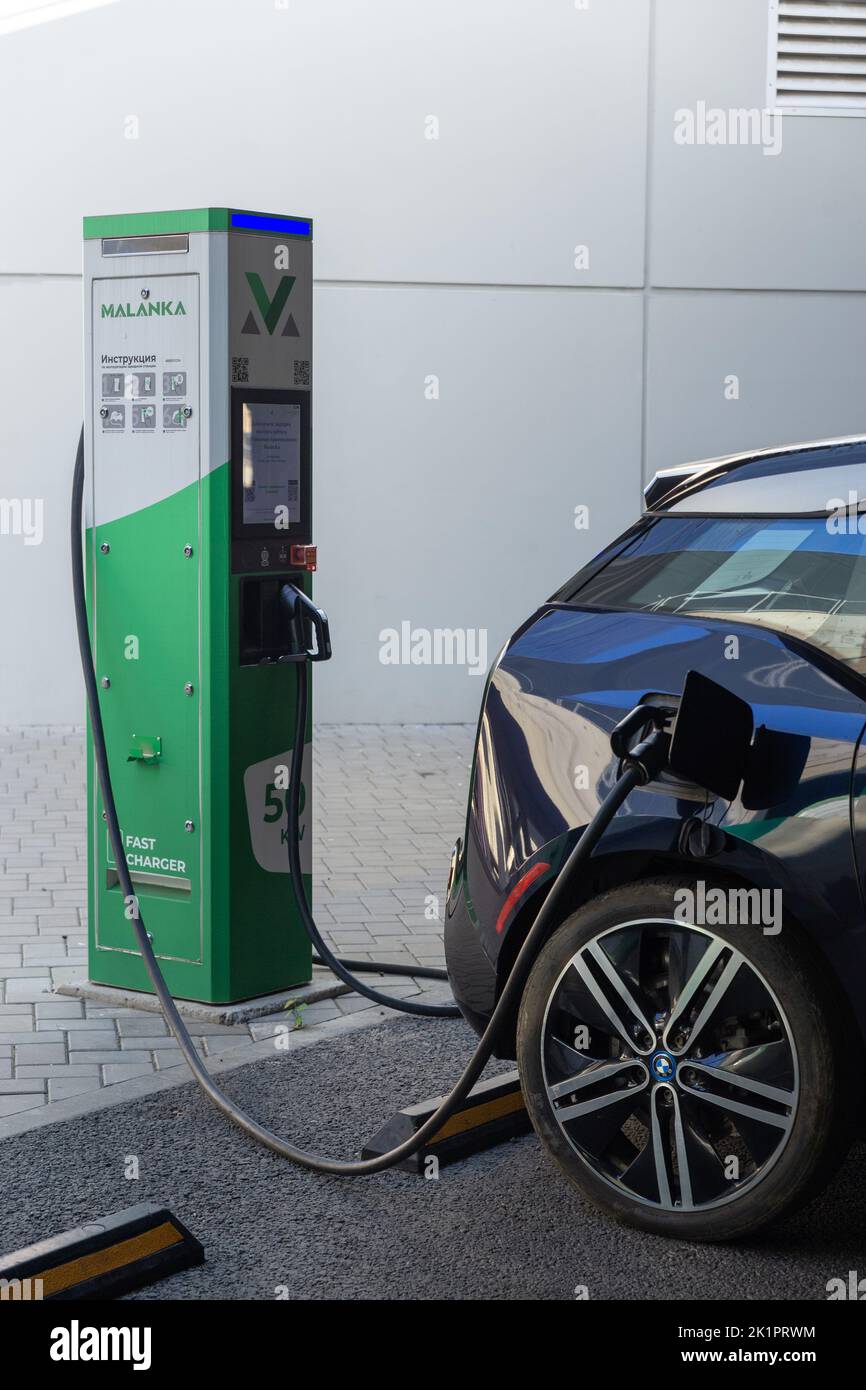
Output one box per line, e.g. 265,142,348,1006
71,225,723,1186
83,208,316,1004
73,209,839,1236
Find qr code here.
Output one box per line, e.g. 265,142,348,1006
232,356,249,384
294,359,311,388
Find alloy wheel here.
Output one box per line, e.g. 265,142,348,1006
540,917,799,1212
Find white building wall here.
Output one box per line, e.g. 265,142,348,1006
0,0,864,723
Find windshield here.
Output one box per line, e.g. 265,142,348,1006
572,516,866,673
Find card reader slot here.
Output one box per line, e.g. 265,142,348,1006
106,868,191,894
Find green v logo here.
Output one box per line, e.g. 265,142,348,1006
244,272,297,335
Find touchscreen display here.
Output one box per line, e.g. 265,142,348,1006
241,401,301,527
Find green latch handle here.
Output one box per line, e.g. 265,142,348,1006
127,734,162,764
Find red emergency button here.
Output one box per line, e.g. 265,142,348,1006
290,544,317,572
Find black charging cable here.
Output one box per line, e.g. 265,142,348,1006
73,426,665,1172
286,656,461,1017
277,581,460,1017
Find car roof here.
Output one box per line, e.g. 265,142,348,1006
645,435,866,515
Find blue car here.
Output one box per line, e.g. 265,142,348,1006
445,437,866,1240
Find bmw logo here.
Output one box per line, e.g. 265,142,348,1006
650,1051,676,1082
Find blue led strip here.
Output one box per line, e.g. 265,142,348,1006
231,212,312,237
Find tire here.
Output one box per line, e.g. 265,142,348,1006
516,875,859,1242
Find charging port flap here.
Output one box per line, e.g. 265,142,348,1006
668,670,753,802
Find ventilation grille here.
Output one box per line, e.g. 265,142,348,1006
769,0,866,112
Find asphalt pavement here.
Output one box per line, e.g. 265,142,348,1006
2,1012,865,1301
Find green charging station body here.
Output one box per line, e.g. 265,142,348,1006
83,208,315,1003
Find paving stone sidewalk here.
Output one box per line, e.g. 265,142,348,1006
0,723,473,1119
